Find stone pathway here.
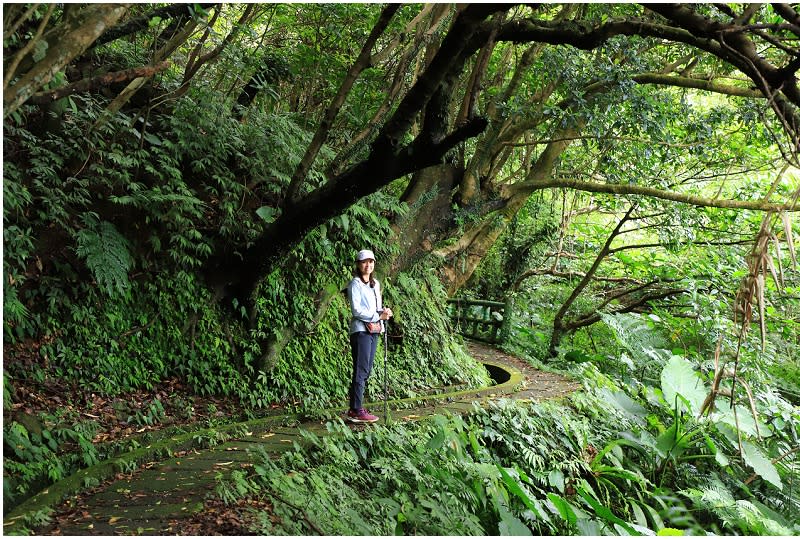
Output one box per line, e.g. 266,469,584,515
4,341,579,535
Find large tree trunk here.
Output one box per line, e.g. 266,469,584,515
434,125,579,293
389,163,463,277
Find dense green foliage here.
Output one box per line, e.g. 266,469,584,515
1,97,483,504
216,312,799,535
4,3,800,531
3,244,486,506
2,5,484,504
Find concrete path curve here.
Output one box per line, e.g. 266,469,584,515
4,341,579,535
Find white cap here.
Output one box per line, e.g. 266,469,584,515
356,249,375,261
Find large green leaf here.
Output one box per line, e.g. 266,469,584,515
576,484,641,536
256,205,278,223
498,504,532,536
547,493,577,526
660,356,706,414
598,388,648,423
655,420,696,461
497,465,544,520
741,440,782,490
711,400,764,437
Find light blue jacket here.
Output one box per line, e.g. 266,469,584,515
347,277,383,334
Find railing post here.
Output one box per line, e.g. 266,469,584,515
447,298,507,344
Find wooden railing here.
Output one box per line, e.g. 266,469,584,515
446,298,505,344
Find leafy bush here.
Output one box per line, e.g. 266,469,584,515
217,379,799,535
767,357,800,405
210,303,800,536
4,271,251,399
218,411,558,535
3,415,100,507
213,395,672,535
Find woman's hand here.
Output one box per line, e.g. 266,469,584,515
379,307,393,320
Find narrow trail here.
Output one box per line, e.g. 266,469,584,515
4,341,580,535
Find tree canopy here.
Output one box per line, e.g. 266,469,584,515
5,4,799,301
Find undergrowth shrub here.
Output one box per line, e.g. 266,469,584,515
3,412,101,508
767,357,800,405
218,407,554,535
244,184,488,411
384,268,490,391
214,395,669,535
219,305,800,536
5,271,250,399
219,381,799,536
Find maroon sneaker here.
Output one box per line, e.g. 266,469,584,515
347,408,379,423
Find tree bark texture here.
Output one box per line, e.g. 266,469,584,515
4,4,130,118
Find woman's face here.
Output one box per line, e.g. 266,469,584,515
357,258,375,277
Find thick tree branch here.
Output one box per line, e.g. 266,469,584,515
220,116,488,301
631,72,764,98
513,268,641,290
495,17,719,56
208,5,505,301
771,4,800,37
496,11,793,105
173,4,257,99
549,206,637,355
504,177,799,212
3,4,40,42
645,3,800,146
596,279,680,312
486,8,800,152
374,4,509,155
89,3,218,48
98,14,200,121
26,61,171,105
3,5,55,90
566,287,686,332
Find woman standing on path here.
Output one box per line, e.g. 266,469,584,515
346,249,393,423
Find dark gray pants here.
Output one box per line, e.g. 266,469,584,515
349,331,378,411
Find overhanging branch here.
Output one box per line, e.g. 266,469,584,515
27,61,171,104
504,177,799,212
631,72,763,98
566,287,687,331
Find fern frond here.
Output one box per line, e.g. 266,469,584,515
601,312,671,368
75,220,134,297
682,479,792,535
